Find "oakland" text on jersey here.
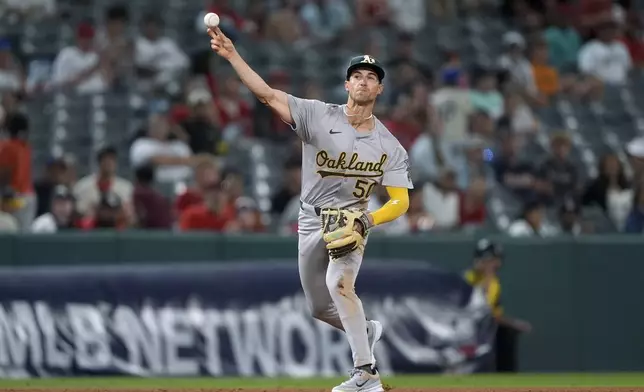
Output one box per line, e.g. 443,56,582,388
315,150,387,178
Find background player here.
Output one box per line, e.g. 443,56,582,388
207,27,413,392
464,239,533,372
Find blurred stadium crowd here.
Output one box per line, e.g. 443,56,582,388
0,0,644,236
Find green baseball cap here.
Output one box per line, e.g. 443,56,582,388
346,55,385,82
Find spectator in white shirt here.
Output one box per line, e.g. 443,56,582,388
0,39,23,94
49,23,110,94
578,21,632,86
422,168,460,230
73,146,133,216
135,15,189,91
130,112,194,184
32,185,78,233
432,68,472,145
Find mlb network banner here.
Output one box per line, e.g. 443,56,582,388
0,261,495,378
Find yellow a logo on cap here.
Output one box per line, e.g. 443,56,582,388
362,55,375,64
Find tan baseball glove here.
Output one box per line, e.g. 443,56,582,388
321,208,372,259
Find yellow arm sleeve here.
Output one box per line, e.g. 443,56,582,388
369,186,410,226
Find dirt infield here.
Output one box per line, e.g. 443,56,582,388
4,388,644,392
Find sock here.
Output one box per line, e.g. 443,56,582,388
357,364,376,374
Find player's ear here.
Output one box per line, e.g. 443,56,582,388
344,80,350,92
377,83,384,95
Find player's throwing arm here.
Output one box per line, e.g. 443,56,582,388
205,16,293,125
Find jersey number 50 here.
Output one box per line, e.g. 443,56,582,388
353,179,376,200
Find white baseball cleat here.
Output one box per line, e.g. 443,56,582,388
332,367,384,392
366,320,383,366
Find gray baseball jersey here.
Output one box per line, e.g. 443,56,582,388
288,93,413,369
287,94,414,209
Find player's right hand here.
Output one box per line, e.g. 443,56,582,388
207,27,236,60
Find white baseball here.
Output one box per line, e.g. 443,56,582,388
203,12,220,28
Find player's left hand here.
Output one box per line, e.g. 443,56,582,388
321,208,372,259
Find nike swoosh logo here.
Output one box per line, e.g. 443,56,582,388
329,130,341,134
356,380,369,388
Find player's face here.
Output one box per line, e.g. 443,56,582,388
345,69,383,104
475,257,500,275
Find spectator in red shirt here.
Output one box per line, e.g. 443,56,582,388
460,177,487,227
179,179,236,232
73,146,134,222
80,191,129,230
133,165,172,229
174,155,220,216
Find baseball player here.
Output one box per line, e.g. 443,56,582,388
208,27,413,392
465,239,532,372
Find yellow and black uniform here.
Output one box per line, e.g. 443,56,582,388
464,269,503,319
465,238,521,373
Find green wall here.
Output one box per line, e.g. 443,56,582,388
0,232,643,372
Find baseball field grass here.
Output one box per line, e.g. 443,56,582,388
0,373,643,391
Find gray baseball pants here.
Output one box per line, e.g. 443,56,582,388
298,201,371,367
